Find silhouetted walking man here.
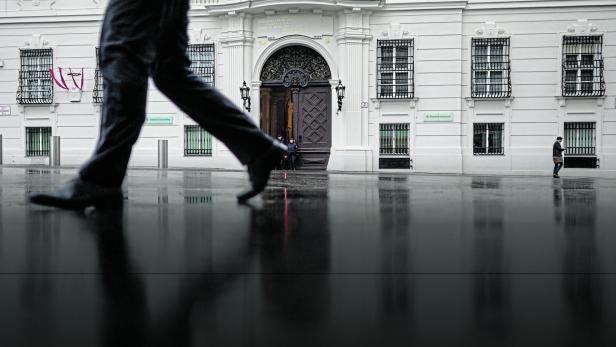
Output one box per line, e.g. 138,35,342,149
553,136,565,178
29,0,286,209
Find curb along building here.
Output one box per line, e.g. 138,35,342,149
0,0,614,173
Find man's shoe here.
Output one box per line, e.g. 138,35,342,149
29,177,123,210
553,174,560,178
237,141,288,203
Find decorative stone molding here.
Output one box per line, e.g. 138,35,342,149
556,96,606,108
371,98,418,109
17,0,56,10
252,35,338,83
260,46,331,82
381,23,410,39
474,21,507,38
24,34,49,49
189,28,211,44
567,19,598,35
466,97,513,108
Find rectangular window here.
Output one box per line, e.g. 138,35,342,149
380,123,410,156
93,47,104,103
564,122,595,156
26,127,52,157
562,36,605,97
187,44,215,87
184,125,212,156
377,40,414,99
17,49,53,104
471,38,511,98
473,123,504,155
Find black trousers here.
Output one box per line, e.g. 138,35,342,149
79,0,273,187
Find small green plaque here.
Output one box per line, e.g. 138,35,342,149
146,115,174,125
424,112,454,122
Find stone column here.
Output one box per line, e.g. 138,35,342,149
331,8,372,171
218,12,255,168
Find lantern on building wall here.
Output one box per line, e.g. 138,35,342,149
335,80,345,112
240,81,251,112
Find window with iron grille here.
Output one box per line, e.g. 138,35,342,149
473,123,504,155
562,36,605,97
377,40,414,99
184,125,212,156
471,38,511,98
380,123,410,156
93,47,104,103
564,122,595,156
187,44,215,86
17,49,53,104
25,127,52,157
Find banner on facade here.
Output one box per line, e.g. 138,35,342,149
424,112,454,122
145,115,174,125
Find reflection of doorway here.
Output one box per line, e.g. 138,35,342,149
259,45,332,170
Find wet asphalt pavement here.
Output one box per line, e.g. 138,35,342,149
0,167,615,346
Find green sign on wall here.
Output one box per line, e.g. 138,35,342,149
424,112,454,122
146,115,174,125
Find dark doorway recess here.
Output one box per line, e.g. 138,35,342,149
259,45,332,170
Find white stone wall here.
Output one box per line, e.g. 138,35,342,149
0,0,614,174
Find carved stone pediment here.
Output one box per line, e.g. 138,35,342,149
567,19,599,35
189,28,211,44
475,21,507,38
260,46,331,84
17,0,56,10
24,34,49,48
381,23,410,39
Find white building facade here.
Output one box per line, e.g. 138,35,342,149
0,0,615,173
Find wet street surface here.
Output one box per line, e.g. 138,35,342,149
1,167,615,346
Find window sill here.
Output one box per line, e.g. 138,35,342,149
466,97,513,108
556,95,606,107
371,97,418,109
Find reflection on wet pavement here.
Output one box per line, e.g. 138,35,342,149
0,167,615,346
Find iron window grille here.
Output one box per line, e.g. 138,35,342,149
562,36,605,97
471,38,511,98
184,125,212,156
377,40,414,99
564,122,596,156
187,44,215,87
380,123,410,156
473,123,504,155
93,47,104,103
17,49,53,104
25,127,52,157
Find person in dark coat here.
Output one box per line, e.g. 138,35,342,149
287,138,298,170
29,0,286,209
553,136,566,178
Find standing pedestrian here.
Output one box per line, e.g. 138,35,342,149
553,136,565,178
287,138,298,170
29,0,286,209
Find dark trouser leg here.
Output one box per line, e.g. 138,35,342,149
150,1,273,165
554,162,562,175
79,0,159,187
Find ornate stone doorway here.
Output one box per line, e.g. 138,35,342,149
259,45,332,170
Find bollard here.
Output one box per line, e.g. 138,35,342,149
49,136,61,167
158,139,168,169
0,134,3,165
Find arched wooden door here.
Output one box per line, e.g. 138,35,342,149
260,46,332,170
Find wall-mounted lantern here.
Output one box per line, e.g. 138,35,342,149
335,80,345,112
240,81,251,112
